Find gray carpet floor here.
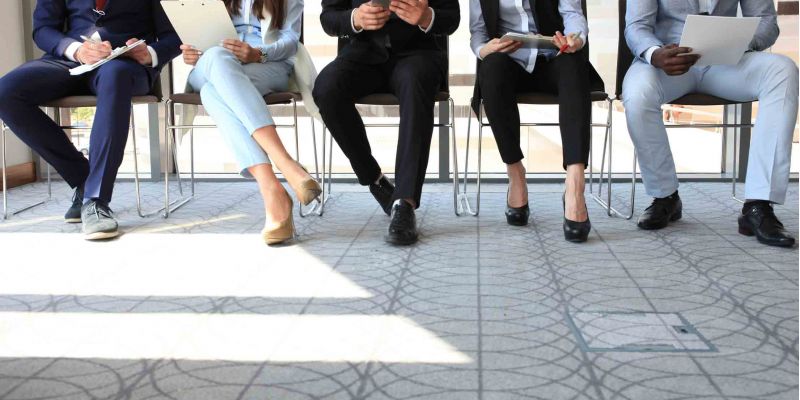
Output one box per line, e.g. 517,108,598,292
0,181,796,400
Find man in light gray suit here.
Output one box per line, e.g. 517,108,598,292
623,0,798,248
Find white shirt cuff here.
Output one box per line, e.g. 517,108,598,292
578,32,587,50
64,41,82,62
644,46,660,64
476,44,486,60
147,46,159,67
351,9,363,33
418,7,435,33
562,31,587,50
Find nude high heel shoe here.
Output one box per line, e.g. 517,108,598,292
262,197,295,245
282,162,322,206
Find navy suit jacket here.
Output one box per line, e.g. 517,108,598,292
33,0,181,71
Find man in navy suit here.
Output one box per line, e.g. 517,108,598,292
0,0,180,240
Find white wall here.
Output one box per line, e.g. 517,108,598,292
0,1,33,167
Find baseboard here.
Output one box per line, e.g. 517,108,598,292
0,162,37,191
778,1,799,15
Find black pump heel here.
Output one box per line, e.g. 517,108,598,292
505,188,530,226
563,193,591,243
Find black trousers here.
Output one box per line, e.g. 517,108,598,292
478,51,591,169
313,50,443,208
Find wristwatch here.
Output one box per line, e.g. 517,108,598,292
259,48,268,63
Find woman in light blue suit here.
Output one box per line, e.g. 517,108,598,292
180,0,319,245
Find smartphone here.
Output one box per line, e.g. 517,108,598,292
370,0,390,9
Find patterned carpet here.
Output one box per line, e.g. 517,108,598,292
0,181,797,400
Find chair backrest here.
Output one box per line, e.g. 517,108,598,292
336,34,451,93
616,0,635,97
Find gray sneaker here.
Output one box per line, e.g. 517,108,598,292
64,186,84,223
81,200,119,240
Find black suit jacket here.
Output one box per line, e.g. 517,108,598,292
320,0,460,65
471,0,604,112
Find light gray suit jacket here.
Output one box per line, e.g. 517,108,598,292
625,0,779,62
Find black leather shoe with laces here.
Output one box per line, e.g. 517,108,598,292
369,176,395,216
386,200,418,246
81,199,119,240
738,201,795,248
637,191,682,230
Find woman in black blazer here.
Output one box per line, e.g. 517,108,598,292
470,0,603,242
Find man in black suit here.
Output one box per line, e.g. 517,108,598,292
313,0,460,246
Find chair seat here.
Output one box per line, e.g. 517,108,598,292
516,91,609,105
41,95,160,108
669,93,744,106
170,92,301,106
357,91,451,106
616,92,744,106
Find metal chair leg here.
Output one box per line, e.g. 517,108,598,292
731,127,744,203
456,99,481,216
299,112,325,217
163,99,195,218
449,97,459,215
313,124,333,217
589,98,613,214
131,105,168,218
589,98,635,219
1,119,52,221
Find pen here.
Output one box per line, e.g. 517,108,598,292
80,35,99,44
556,33,578,57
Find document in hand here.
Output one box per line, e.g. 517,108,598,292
161,0,239,51
679,15,760,67
500,33,558,49
69,39,146,76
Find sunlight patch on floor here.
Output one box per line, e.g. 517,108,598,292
0,312,472,363
0,233,370,298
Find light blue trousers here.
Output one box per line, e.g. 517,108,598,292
188,46,293,177
623,52,798,203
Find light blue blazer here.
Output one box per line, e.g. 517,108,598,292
625,0,779,62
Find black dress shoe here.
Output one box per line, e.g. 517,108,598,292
637,191,682,230
369,176,395,216
738,201,795,248
386,200,418,246
563,194,591,243
505,189,529,226
64,186,84,223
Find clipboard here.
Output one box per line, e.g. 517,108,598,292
161,0,239,51
678,15,760,66
69,39,146,76
499,33,558,50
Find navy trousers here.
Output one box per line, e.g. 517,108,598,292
0,57,153,203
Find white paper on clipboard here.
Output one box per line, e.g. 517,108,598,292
161,0,239,51
678,15,760,66
69,39,146,76
499,32,558,49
